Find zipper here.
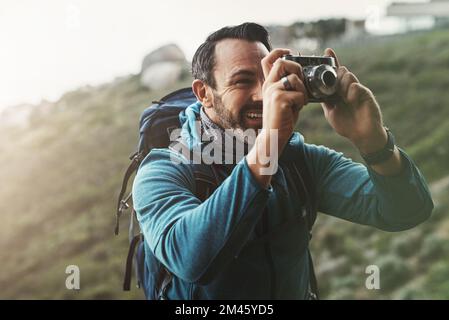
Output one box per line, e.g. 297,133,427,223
262,209,276,299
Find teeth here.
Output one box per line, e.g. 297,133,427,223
247,112,262,119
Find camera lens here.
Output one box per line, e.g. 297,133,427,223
306,65,338,100
322,70,337,87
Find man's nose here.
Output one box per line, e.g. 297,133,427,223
251,80,263,101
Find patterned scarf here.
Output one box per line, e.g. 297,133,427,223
199,107,251,164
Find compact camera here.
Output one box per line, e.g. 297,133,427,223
282,54,338,103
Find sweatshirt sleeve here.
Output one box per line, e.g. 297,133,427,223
132,148,271,284
303,142,434,232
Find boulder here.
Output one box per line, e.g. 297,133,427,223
140,44,188,90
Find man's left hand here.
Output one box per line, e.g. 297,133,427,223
321,48,387,154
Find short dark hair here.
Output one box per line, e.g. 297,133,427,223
191,22,272,89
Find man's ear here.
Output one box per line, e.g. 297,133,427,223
192,79,213,107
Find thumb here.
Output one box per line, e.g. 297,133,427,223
324,48,340,68
321,102,335,118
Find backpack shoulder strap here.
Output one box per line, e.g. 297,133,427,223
283,139,319,300
169,141,222,201
190,163,221,202
286,140,317,232
156,162,221,299
115,151,144,235
122,159,221,294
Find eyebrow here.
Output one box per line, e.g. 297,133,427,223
228,69,256,80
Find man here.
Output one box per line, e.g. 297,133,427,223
132,22,433,299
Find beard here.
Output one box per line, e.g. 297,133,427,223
212,93,242,129
212,91,263,131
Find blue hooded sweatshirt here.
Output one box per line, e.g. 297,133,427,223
132,102,434,300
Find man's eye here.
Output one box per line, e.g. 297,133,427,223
236,79,252,85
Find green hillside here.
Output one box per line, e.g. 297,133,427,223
0,28,448,299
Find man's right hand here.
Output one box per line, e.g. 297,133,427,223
261,48,308,150
246,48,308,188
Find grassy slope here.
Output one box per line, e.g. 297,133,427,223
301,28,449,299
0,28,448,299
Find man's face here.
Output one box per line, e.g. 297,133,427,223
207,39,269,131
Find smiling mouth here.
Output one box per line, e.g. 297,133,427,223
245,111,263,119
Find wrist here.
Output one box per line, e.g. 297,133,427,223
368,145,404,176
354,127,388,155
246,130,281,187
358,127,397,166
246,148,272,188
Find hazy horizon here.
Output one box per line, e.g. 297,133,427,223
0,0,424,109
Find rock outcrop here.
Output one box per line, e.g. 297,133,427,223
140,44,188,90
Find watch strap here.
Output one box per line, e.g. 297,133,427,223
361,127,396,165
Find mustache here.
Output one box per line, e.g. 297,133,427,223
241,102,263,112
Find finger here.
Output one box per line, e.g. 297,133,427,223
284,91,307,112
265,59,304,85
338,67,359,100
270,89,307,110
261,48,292,80
324,48,340,68
270,73,309,104
347,82,372,106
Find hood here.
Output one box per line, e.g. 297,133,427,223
178,101,203,150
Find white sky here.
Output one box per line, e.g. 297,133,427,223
0,0,420,109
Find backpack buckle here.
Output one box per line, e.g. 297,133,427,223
129,151,138,160
119,199,130,211
115,193,132,235
157,271,173,300
119,193,132,213
129,151,144,162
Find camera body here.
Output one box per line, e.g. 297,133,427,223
282,54,338,103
